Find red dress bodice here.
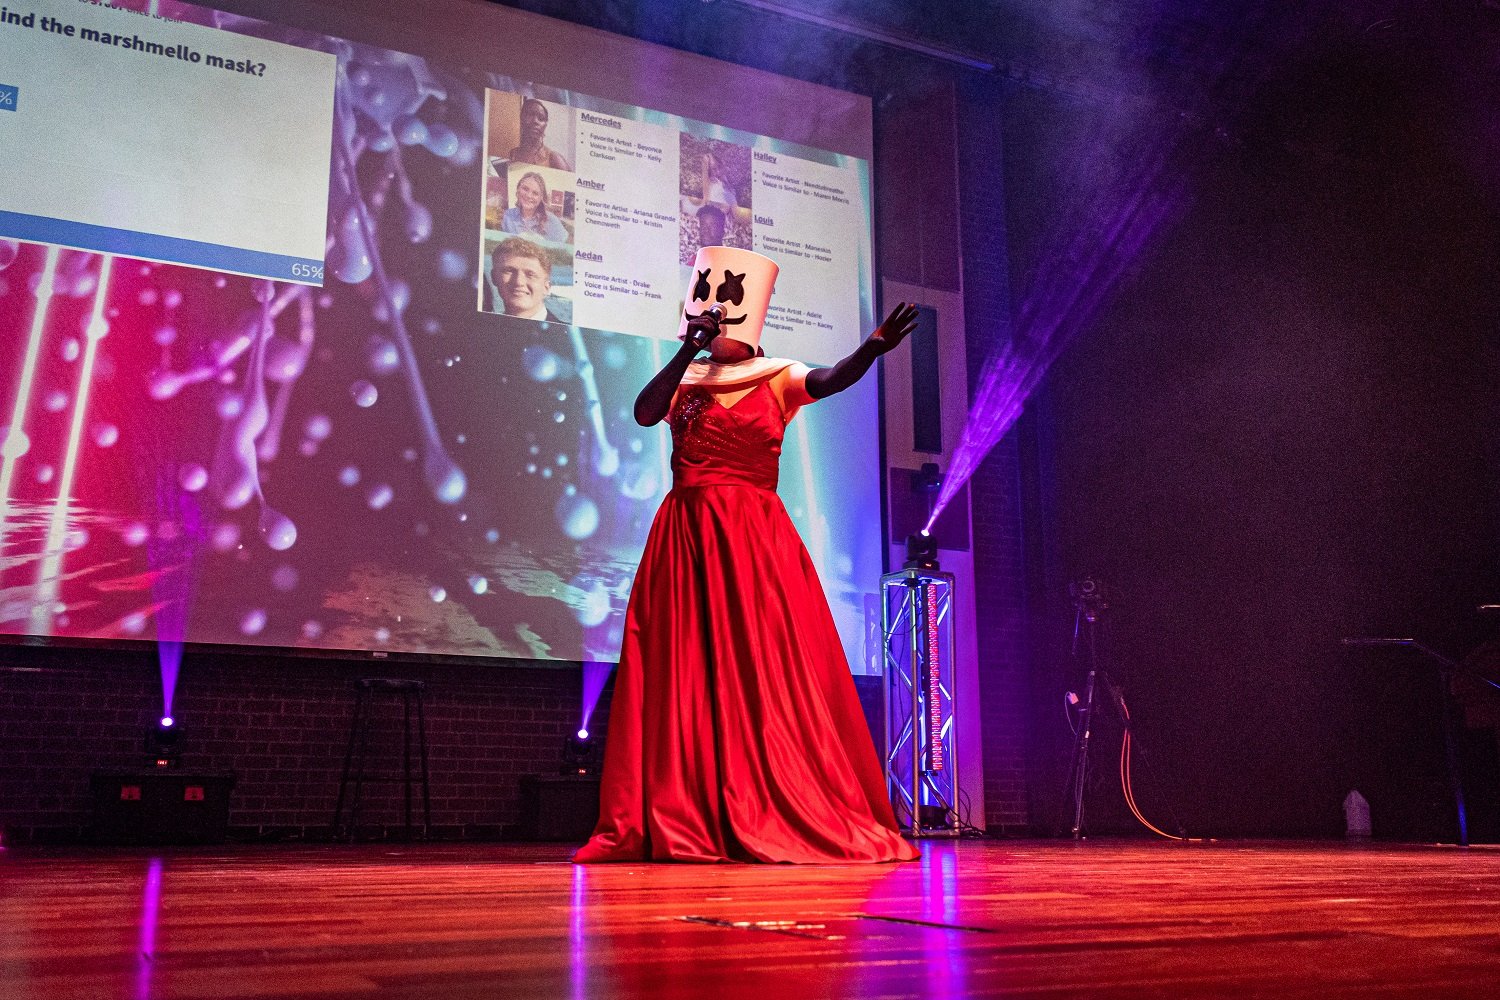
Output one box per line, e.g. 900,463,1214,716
668,382,782,492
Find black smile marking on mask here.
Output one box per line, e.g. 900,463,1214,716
683,307,747,325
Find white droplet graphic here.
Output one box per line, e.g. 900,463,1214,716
264,336,309,382
366,336,400,375
178,463,208,493
555,494,599,540
569,575,611,628
240,609,267,636
438,249,467,281
350,380,378,408
216,391,243,420
211,522,241,552
523,345,563,382
259,509,297,551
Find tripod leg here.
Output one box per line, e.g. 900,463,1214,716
1438,669,1469,846
1068,666,1099,839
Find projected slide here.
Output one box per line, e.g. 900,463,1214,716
0,0,881,671
0,0,334,284
478,91,865,363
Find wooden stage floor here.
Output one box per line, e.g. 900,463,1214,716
3,840,1498,999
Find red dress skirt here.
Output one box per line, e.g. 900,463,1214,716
574,380,918,863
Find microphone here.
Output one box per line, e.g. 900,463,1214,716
688,305,725,349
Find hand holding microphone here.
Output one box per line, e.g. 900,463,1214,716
686,304,725,350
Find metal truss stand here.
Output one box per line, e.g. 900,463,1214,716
881,568,960,837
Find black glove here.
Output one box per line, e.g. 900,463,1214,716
685,306,724,350
867,302,919,355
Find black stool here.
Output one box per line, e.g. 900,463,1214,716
333,678,431,841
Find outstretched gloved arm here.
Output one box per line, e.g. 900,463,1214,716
805,302,920,399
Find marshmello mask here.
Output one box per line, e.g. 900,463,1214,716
678,246,800,388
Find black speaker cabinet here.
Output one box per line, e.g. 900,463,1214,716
909,304,943,454
516,774,600,841
89,771,236,845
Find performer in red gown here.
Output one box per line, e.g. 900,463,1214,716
575,247,920,864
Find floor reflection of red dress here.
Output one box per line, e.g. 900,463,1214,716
575,377,919,864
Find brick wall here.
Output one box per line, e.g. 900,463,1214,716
0,645,593,842
956,74,1034,834
0,645,892,843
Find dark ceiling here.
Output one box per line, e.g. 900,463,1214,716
486,0,1497,105
484,0,1499,192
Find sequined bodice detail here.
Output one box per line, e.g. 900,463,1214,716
668,381,783,491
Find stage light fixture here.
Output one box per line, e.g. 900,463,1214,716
904,530,939,571
562,729,599,777
147,716,181,768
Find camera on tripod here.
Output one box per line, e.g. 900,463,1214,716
1069,575,1108,614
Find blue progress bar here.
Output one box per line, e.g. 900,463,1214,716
0,209,326,285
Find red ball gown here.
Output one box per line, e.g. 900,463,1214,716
574,375,919,864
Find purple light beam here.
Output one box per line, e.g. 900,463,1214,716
928,140,1189,529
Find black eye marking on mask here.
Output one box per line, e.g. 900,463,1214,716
716,270,746,306
693,269,712,301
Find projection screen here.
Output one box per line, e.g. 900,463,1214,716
0,0,882,671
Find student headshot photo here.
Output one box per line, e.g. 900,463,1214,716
501,169,571,244
485,91,576,173
485,237,566,322
678,135,753,264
